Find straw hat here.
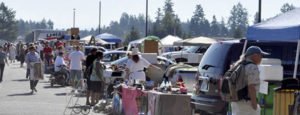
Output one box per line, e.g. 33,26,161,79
131,48,140,55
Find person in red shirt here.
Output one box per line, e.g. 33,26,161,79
43,44,52,66
56,41,64,49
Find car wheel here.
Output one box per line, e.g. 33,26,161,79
191,108,201,115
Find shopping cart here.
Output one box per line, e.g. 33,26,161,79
63,79,90,115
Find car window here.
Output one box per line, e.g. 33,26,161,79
111,57,128,67
98,47,106,52
110,53,118,61
195,46,209,53
103,54,112,62
119,53,126,59
186,46,200,53
199,43,231,69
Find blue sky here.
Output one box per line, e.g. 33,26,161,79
2,0,300,30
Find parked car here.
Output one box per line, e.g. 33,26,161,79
65,46,107,56
191,39,299,114
161,46,209,65
108,56,176,83
108,56,176,68
102,51,128,65
84,46,107,55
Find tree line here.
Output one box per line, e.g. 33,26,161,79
0,1,296,43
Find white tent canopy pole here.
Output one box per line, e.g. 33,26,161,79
293,40,300,78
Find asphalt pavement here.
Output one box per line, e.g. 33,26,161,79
0,62,105,115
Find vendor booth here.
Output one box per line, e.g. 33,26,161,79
81,35,108,45
173,36,216,46
161,35,182,46
95,33,122,43
246,8,300,115
95,33,121,49
160,35,182,53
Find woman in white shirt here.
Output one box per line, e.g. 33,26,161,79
125,48,161,81
9,44,16,63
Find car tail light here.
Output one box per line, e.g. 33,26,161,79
193,73,200,94
218,76,223,94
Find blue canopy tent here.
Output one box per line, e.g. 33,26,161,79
246,8,300,78
95,33,122,43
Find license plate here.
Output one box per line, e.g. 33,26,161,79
200,80,209,92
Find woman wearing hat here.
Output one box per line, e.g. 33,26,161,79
125,48,161,82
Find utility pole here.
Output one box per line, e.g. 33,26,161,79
145,0,148,37
99,1,101,34
73,8,76,28
258,0,262,23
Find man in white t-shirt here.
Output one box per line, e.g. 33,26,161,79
54,52,65,72
69,46,85,89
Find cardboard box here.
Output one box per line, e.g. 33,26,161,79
66,28,79,35
144,40,158,54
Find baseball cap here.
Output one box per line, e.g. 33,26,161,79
245,46,270,56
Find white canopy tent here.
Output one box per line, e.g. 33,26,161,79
173,36,217,46
160,35,182,46
81,35,108,45
128,37,146,46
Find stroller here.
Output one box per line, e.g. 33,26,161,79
50,65,70,87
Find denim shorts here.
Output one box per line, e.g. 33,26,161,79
70,70,82,80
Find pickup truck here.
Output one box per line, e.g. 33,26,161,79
161,46,209,65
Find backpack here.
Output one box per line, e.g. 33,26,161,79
220,60,254,102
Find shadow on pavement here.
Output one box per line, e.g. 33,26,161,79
7,92,33,96
10,67,26,69
39,81,50,83
11,79,29,82
55,93,67,96
43,85,64,89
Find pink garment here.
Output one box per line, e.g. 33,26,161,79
122,86,144,115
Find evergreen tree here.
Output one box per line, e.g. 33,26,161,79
219,18,229,37
24,32,34,42
161,0,182,37
202,19,210,36
47,20,54,29
210,15,219,37
228,3,248,38
0,2,17,41
151,8,165,38
17,19,54,37
123,26,141,45
189,4,205,36
281,3,295,13
253,12,259,24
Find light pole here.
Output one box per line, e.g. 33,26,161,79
99,1,101,34
145,0,148,37
258,0,261,23
73,8,76,28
